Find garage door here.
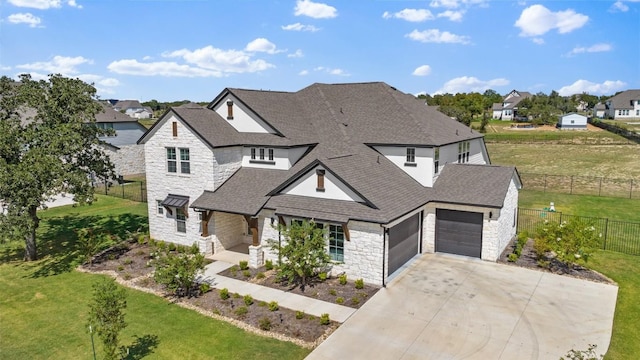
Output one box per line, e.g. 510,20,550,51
436,209,483,258
388,213,420,275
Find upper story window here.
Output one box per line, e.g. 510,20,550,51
434,147,440,174
458,141,470,163
249,147,275,164
405,147,416,165
167,147,190,174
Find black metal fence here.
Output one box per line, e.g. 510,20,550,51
520,173,640,200
517,208,640,256
96,180,147,203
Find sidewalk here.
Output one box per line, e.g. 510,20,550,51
202,261,356,323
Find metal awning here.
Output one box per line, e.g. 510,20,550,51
161,194,189,208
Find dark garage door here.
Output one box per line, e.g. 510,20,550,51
436,209,483,258
388,213,420,275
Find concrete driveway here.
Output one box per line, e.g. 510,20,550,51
307,254,618,360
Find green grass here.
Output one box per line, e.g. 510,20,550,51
588,251,640,359
519,190,640,222
0,197,309,359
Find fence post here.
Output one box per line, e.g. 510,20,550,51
122,184,125,199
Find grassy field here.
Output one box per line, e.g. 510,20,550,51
0,197,309,360
589,251,640,360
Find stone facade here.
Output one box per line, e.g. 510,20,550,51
103,144,145,177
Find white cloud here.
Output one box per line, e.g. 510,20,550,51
406,29,470,44
568,43,613,56
557,79,626,96
412,65,432,76
288,49,304,58
429,0,486,9
299,70,309,75
163,45,274,73
382,9,434,22
76,74,119,87
67,0,81,8
107,59,222,77
8,0,61,9
314,66,350,76
532,38,545,45
281,23,320,32
610,1,629,12
245,38,282,54
437,10,464,21
142,55,152,60
436,76,509,94
294,0,337,19
515,5,588,37
7,12,41,27
16,55,91,74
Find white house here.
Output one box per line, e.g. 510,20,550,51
605,90,640,120
138,82,521,286
96,103,147,176
557,113,588,130
492,90,532,121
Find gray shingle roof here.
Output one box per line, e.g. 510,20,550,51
607,90,640,110
433,164,521,208
95,103,138,123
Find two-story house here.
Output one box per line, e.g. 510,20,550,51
138,82,521,286
492,90,532,121
96,103,147,176
605,90,640,120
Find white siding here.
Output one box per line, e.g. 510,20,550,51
241,146,309,170
212,95,277,133
559,114,587,128
282,165,364,202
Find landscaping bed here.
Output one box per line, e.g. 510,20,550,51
219,264,380,309
498,237,614,284
81,241,339,348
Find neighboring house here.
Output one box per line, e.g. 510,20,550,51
492,90,532,121
96,103,147,176
557,113,587,130
605,90,640,120
113,100,150,118
594,103,606,119
132,107,154,119
575,100,589,112
138,82,521,286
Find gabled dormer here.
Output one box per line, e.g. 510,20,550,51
208,90,282,134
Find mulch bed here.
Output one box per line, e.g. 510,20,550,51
497,238,615,284
219,265,380,309
80,241,340,348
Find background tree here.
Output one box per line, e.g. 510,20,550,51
87,277,127,360
0,74,114,260
267,220,331,288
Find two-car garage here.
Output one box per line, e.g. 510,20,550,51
435,209,483,258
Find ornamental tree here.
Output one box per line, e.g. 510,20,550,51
0,74,114,260
87,277,127,360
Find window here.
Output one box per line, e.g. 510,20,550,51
268,148,274,161
458,141,470,163
249,147,275,164
156,200,164,215
259,148,265,160
406,148,415,163
176,208,186,233
166,147,177,173
636,110,639,116
251,148,256,160
619,110,623,116
179,148,190,174
329,225,344,262
434,147,440,174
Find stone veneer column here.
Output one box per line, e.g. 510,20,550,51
249,245,264,268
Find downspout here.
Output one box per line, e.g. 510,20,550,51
382,225,387,288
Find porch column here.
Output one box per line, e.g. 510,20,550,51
201,210,214,237
244,215,260,246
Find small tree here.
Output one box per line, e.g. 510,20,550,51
267,219,331,287
152,244,205,297
87,278,127,360
534,218,602,265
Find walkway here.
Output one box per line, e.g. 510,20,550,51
202,260,356,323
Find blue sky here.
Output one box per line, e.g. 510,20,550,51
2,0,639,102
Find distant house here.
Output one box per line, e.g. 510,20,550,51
594,103,606,119
113,100,153,119
557,113,587,130
492,90,532,121
132,107,154,119
605,90,640,120
96,104,147,176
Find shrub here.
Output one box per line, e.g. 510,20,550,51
199,283,211,294
259,317,272,331
354,278,364,289
137,234,148,245
229,265,238,276
243,294,254,306
212,308,221,315
190,243,200,255
533,219,602,265
256,272,265,280
328,289,337,296
318,272,327,281
242,270,251,278
168,242,177,252
77,228,110,265
232,292,241,299
296,311,305,319
152,247,206,297
508,253,519,262
123,258,133,265
268,301,279,311
351,297,360,306
234,306,248,317
219,288,230,300
258,301,267,307
239,260,249,270
117,265,124,271
319,313,330,325
122,273,132,280
338,274,347,285
335,297,344,304
156,241,166,251
265,259,274,271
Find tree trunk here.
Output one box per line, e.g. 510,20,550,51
24,205,39,261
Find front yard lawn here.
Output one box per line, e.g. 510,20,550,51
0,197,309,359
